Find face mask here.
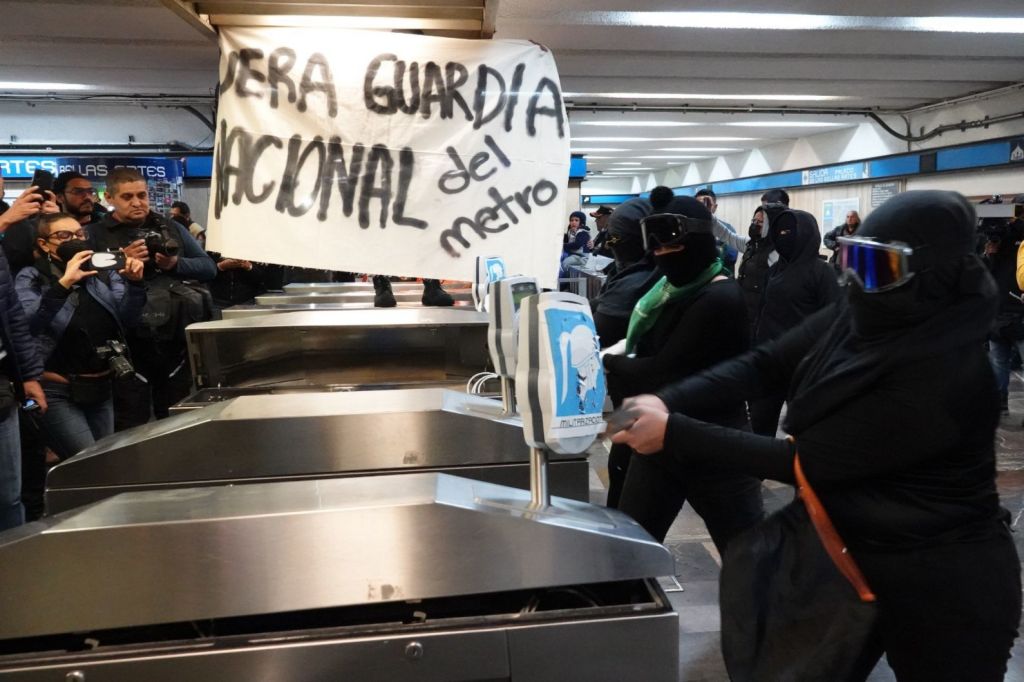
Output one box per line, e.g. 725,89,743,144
749,221,763,239
55,239,91,264
654,234,717,286
774,228,798,261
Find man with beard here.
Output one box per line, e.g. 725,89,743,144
600,192,762,547
54,172,106,227
88,168,215,426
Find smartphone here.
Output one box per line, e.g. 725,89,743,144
21,399,40,413
89,251,126,272
30,169,55,194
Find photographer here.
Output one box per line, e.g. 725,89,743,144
15,213,145,459
87,168,215,426
981,201,1024,417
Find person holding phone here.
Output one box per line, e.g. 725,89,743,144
15,213,145,460
0,179,61,273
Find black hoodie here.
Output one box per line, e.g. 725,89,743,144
755,209,838,343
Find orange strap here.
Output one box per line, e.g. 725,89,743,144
794,454,877,603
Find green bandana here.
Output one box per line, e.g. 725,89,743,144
624,259,724,354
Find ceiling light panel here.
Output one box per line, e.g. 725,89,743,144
548,12,1024,34
563,92,850,102
572,137,757,142
0,81,94,91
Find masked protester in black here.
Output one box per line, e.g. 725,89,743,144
748,208,839,436
591,195,660,349
601,194,762,549
609,191,1021,682
735,206,773,339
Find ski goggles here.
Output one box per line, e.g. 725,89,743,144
837,236,917,292
640,213,715,250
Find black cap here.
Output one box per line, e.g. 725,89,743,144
589,205,613,217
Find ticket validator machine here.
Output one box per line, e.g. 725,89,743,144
487,275,538,416
515,291,606,509
473,255,507,312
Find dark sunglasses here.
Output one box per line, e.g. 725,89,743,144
640,213,715,250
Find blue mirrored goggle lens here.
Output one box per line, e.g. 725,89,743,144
839,242,907,291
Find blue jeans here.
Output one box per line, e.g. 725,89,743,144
0,404,23,532
40,380,113,461
988,337,1024,396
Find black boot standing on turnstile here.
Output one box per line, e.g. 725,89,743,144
373,276,454,307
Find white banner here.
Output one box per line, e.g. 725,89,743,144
206,27,570,287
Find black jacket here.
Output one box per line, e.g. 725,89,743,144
604,278,749,424
591,259,659,348
88,212,216,283
756,210,839,343
736,237,773,335
655,302,1004,551
0,246,43,385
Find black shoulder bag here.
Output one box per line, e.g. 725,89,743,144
720,453,878,682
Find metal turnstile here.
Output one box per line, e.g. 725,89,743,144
282,281,470,295
186,308,489,391
46,389,590,514
256,289,473,306
2,474,678,680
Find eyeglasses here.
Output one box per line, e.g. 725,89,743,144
66,188,96,197
837,236,916,293
640,213,715,250
46,229,87,242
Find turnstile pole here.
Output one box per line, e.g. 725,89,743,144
500,376,516,416
528,447,550,510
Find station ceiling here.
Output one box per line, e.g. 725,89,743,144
2,1,1023,176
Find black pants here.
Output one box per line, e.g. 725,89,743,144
606,441,633,509
847,531,1021,682
114,337,193,429
617,451,765,553
18,411,47,522
748,393,785,436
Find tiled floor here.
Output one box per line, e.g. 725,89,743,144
590,372,1024,682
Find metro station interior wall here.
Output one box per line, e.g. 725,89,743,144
0,101,214,148
644,120,907,192
581,176,637,196
182,182,212,228
907,90,1024,152
905,167,1024,198
714,180,908,253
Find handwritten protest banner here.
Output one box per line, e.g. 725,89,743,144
206,27,570,287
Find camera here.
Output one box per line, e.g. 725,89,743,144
132,229,180,258
95,340,134,380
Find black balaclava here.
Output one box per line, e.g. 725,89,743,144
846,190,979,339
649,195,718,287
607,197,653,268
768,209,819,264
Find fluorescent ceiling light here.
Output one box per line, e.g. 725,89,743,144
657,147,742,153
573,121,699,127
564,92,848,102
611,162,642,165
726,121,844,128
572,136,756,142
546,12,1024,34
0,81,94,91
571,148,628,152
637,155,701,159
